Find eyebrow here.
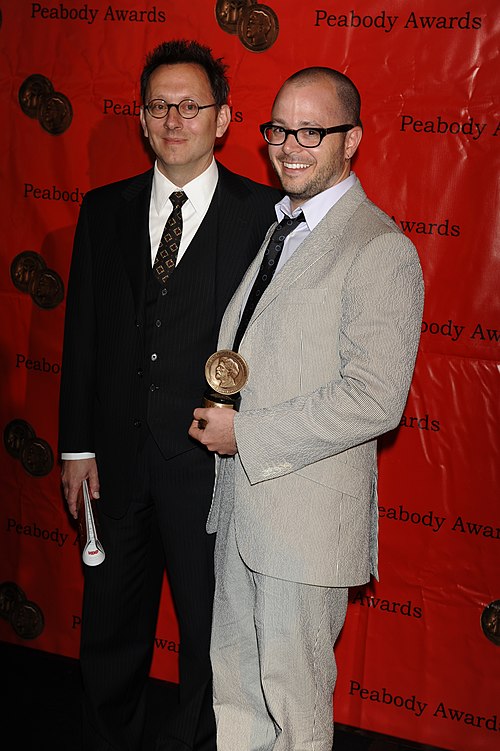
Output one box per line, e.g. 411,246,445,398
271,118,324,127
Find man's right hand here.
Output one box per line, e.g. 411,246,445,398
61,458,100,519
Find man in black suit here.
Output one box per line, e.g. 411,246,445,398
58,39,280,751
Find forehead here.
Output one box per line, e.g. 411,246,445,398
272,78,341,124
147,63,212,99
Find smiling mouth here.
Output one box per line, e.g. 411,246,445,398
282,161,311,170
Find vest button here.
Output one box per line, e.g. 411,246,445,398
133,419,141,428
155,319,162,328
137,369,143,377
161,288,168,296
149,383,157,392
135,320,141,327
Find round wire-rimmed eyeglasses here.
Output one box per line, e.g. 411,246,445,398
145,98,216,119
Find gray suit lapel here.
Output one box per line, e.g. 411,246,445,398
238,179,367,338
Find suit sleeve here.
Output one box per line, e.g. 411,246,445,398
234,232,424,484
58,198,97,454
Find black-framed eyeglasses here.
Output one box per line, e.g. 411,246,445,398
145,99,216,120
260,122,354,148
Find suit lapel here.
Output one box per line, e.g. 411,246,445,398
117,170,153,316
238,179,367,341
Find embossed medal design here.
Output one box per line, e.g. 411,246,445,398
18,74,54,119
205,350,249,396
481,600,500,646
199,350,249,425
39,91,73,135
10,251,46,293
3,419,36,459
214,0,279,52
237,4,279,52
18,74,73,134
215,0,255,34
20,437,54,477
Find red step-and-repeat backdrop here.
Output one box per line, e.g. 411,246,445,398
1,2,498,749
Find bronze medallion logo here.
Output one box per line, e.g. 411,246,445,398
205,350,249,396
10,600,45,639
215,0,255,34
10,251,47,293
39,91,73,135
215,0,279,51
20,437,54,477
0,582,27,621
237,3,279,51
11,251,65,308
3,419,36,459
481,600,500,646
29,267,65,309
18,74,54,119
19,74,73,134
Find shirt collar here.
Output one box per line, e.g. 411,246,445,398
152,158,219,215
275,172,357,231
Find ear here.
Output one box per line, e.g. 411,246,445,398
216,104,231,138
139,106,149,138
344,126,363,160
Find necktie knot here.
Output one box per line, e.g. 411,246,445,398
266,212,305,250
170,191,187,209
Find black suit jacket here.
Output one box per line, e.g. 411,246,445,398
58,162,280,515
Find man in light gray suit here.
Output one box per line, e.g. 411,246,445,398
189,67,424,750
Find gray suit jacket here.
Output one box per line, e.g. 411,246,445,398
207,178,424,588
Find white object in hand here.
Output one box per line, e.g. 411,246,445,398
82,479,105,566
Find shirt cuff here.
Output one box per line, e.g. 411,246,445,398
61,452,96,460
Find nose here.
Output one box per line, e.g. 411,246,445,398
281,132,301,153
164,105,182,129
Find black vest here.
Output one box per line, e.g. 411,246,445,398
144,197,219,459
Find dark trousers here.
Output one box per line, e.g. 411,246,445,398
80,436,216,750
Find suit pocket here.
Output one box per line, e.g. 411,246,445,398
297,459,372,500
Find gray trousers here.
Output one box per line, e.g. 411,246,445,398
211,505,348,751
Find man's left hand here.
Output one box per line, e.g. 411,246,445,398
189,407,237,455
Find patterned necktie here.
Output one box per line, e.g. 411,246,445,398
233,212,305,351
153,191,188,285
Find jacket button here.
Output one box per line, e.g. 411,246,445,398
133,419,141,428
135,320,141,327
151,353,158,361
149,383,156,392
161,288,168,296
155,319,162,327
137,369,143,377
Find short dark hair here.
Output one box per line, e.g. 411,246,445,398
283,67,361,127
140,39,229,108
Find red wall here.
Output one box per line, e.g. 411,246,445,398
1,2,498,749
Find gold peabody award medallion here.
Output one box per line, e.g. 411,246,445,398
200,350,249,426
215,1,279,51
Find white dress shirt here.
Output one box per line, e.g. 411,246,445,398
149,158,218,265
62,159,219,461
